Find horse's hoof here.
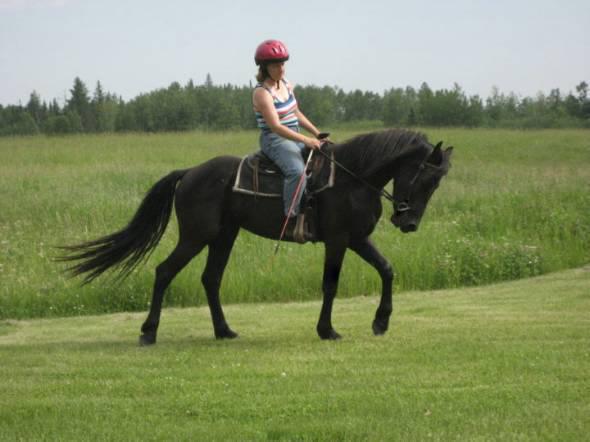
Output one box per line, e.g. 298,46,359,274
139,333,157,346
215,328,239,340
318,328,342,340
372,319,389,336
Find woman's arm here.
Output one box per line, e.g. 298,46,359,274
253,88,321,149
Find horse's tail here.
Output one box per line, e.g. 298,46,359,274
58,169,189,284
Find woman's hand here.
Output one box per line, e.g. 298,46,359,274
303,137,322,150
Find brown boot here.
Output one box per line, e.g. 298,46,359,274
293,213,307,244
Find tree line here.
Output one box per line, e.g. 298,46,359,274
1,76,589,136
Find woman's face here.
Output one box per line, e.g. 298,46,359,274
266,62,286,82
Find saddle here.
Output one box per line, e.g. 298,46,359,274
232,147,335,243
232,148,335,198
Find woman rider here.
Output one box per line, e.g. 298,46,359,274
252,40,325,236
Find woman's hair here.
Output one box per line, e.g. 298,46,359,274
256,65,269,82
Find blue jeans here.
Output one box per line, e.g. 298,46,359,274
259,129,306,217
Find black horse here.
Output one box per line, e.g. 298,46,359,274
60,129,452,345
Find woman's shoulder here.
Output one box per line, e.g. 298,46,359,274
253,85,273,107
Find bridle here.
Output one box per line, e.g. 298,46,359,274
393,160,442,214
315,144,437,214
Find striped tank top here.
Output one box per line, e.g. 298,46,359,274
254,79,299,130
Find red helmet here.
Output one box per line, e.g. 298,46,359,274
254,39,290,66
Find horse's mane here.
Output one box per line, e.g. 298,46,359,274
331,129,430,177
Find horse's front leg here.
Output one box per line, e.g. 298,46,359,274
317,241,347,340
349,237,394,335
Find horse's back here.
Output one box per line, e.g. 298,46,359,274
173,156,241,237
175,155,240,199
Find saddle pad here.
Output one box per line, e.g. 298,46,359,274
232,150,335,198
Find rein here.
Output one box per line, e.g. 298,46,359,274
315,146,395,203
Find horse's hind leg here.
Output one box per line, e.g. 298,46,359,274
201,223,240,339
140,239,205,346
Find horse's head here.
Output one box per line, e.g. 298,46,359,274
391,141,453,233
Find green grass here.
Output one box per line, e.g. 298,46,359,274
1,267,589,440
1,128,589,319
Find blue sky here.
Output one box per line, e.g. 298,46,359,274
1,0,588,105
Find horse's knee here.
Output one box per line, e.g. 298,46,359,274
381,264,394,282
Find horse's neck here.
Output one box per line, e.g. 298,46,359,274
332,132,427,190
364,145,423,189
369,163,397,190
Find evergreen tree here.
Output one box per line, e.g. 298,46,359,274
67,77,94,131
92,81,119,132
26,91,43,125
205,73,213,88
576,81,590,119
93,81,105,104
49,99,61,116
575,81,588,101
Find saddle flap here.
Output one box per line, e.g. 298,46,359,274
232,148,335,198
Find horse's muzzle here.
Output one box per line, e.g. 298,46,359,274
400,223,418,233
390,214,418,233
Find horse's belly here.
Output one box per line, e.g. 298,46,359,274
228,194,286,240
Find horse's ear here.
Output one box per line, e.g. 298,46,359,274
445,146,454,157
428,141,444,165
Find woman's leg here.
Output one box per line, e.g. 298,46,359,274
261,132,306,217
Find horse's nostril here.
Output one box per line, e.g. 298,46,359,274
402,223,417,233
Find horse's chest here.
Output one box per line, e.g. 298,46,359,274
349,195,382,236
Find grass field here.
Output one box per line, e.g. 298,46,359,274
0,128,589,319
1,267,589,440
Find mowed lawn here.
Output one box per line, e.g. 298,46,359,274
1,267,589,441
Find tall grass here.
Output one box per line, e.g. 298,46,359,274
1,129,589,319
